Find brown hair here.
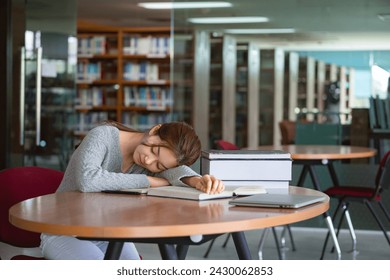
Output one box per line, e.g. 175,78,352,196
151,122,201,166
103,120,201,166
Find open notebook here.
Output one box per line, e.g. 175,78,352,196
229,193,326,209
102,185,267,201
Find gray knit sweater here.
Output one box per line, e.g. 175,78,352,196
57,125,200,193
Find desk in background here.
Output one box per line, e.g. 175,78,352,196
258,145,376,187
256,145,376,259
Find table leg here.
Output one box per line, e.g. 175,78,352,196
104,241,124,260
327,161,340,186
307,165,321,191
271,227,283,260
176,245,189,260
231,232,252,260
158,244,178,260
297,165,309,186
299,164,342,260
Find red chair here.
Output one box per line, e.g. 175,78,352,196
321,150,390,256
214,140,239,150
0,166,64,260
279,120,296,145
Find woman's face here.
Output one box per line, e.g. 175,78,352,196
133,135,178,173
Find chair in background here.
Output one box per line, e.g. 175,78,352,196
279,120,296,145
295,112,342,145
0,166,64,260
321,150,390,258
214,139,240,150
369,96,390,162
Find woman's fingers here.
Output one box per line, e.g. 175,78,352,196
200,175,224,194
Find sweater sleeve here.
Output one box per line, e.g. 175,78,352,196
159,165,201,187
74,147,150,192
58,126,150,193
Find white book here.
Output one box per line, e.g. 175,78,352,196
92,87,102,106
223,181,289,194
201,158,292,181
201,149,292,181
149,186,268,200
146,63,159,81
137,36,152,55
131,64,140,81
202,149,291,160
102,185,267,201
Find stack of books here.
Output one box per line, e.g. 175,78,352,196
201,150,292,194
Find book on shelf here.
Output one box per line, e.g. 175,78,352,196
76,87,117,108
77,61,102,82
123,62,159,81
102,185,267,201
78,36,107,55
123,36,170,56
75,111,108,134
121,111,169,131
123,86,170,110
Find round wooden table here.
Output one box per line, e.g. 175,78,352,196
259,145,376,161
9,186,328,260
257,145,376,186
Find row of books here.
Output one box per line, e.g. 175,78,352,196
77,62,103,82
78,36,111,55
77,35,170,57
122,112,171,131
76,87,117,108
123,62,159,81
77,61,166,82
74,112,109,134
74,110,171,135
123,86,172,110
123,36,170,56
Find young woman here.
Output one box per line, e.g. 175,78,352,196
40,121,224,260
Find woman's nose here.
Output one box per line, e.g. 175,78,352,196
144,154,157,165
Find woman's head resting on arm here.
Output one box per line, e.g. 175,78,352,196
133,122,201,173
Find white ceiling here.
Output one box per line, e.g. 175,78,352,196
77,0,390,50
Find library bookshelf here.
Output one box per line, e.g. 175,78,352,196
76,22,172,136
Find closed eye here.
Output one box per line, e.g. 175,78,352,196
151,146,168,171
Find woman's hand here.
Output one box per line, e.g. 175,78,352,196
183,175,225,194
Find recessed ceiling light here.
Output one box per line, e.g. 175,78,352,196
225,28,296,34
188,16,269,24
138,2,232,9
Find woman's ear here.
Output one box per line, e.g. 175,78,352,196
149,124,162,135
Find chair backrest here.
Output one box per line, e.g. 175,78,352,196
376,151,390,194
295,122,342,145
0,166,64,248
279,120,296,145
295,112,342,145
214,140,239,150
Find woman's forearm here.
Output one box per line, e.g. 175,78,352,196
181,176,201,188
147,176,170,187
